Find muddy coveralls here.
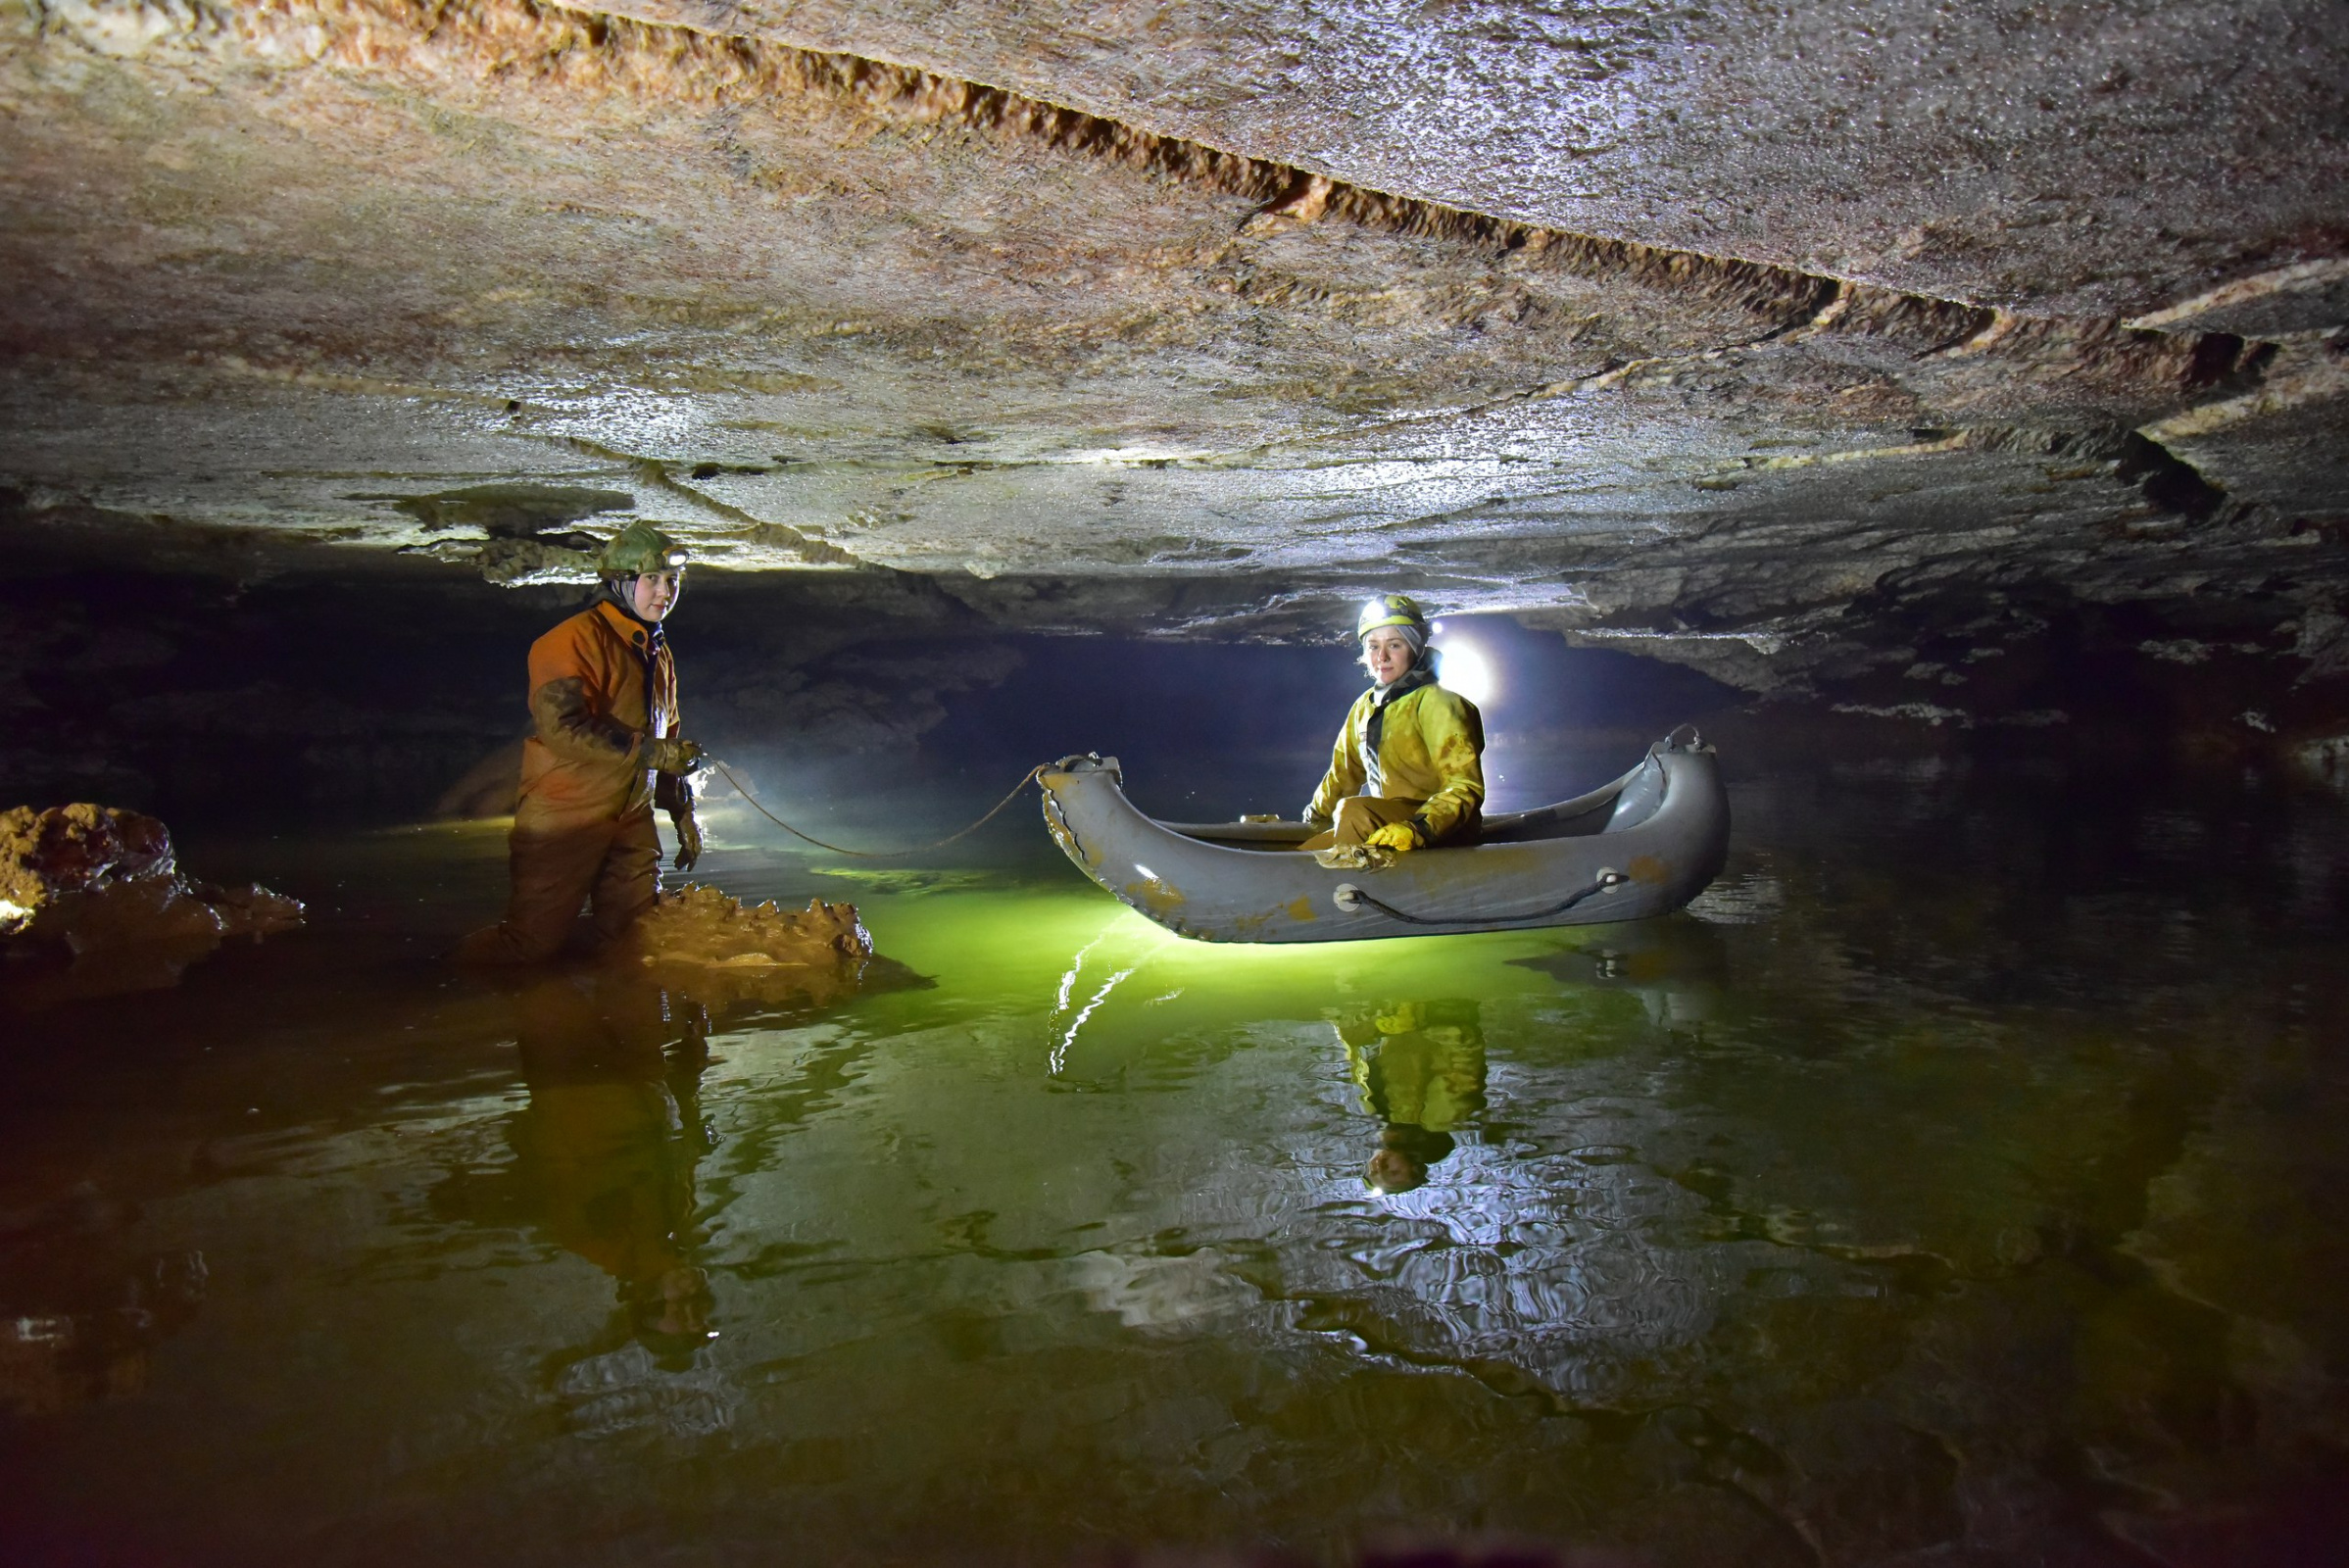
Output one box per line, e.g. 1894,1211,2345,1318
1339,1000,1488,1193
1302,666,1487,850
512,972,712,1341
459,599,686,963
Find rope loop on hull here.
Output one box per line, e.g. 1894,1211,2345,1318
1331,868,1630,927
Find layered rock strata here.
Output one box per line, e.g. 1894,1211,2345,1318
0,0,2343,702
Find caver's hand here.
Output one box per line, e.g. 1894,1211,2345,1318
643,735,706,774
1366,822,1423,853
670,806,703,873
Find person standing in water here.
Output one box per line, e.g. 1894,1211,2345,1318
458,522,706,964
1301,594,1486,852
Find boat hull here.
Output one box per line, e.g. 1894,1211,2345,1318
1038,733,1731,943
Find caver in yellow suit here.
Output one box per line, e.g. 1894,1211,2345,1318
458,523,705,965
1302,594,1486,852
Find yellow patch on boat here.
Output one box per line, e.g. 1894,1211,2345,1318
1285,896,1317,922
1041,795,1104,869
1123,873,1187,911
1628,854,1670,884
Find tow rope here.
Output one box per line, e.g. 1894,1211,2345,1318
709,760,1046,858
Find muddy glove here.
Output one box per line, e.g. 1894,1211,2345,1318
657,774,702,872
1366,822,1424,854
670,804,703,873
642,734,706,775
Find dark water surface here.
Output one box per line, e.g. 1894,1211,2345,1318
6,765,2348,1566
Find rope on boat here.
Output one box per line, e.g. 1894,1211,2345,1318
709,760,1046,858
1334,868,1630,927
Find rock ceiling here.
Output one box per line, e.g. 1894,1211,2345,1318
2,0,2346,691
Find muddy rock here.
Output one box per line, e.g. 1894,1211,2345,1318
0,802,172,932
603,884,887,1015
612,883,871,972
0,804,304,1000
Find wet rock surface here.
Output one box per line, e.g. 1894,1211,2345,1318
0,802,303,1001
0,0,2342,713
0,563,1037,820
614,884,871,972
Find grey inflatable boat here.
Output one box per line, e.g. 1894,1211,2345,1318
1039,727,1730,943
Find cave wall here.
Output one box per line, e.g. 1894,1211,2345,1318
1,558,1038,822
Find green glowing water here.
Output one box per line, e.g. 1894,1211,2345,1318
4,773,2346,1565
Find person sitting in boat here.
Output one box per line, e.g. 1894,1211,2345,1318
1300,594,1486,853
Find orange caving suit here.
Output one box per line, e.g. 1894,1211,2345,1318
460,599,682,964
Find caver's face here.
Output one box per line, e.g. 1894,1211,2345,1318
1362,627,1415,686
629,570,683,621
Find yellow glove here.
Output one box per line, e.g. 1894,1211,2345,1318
1366,822,1422,853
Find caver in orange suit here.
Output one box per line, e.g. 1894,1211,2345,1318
457,598,687,963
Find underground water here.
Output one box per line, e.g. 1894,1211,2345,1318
5,610,2346,1567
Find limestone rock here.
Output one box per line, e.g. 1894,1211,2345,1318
0,802,173,935
0,804,304,1000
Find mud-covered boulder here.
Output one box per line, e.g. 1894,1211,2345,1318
0,805,304,1001
612,884,870,971
605,884,882,1014
0,804,172,935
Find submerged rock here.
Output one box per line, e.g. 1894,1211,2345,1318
0,804,304,1002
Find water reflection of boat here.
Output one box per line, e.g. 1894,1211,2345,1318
1039,728,1729,942
1506,916,1727,1030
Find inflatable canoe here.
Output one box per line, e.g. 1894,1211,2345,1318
1039,727,1730,943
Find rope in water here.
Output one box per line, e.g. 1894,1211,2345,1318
709,759,1046,858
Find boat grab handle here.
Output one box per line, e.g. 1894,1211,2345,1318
1331,868,1629,926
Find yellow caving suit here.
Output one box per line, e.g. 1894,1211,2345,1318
1338,1000,1488,1191
459,598,683,964
1303,666,1486,849
1339,1002,1489,1134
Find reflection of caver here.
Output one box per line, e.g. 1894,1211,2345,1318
511,973,716,1349
1335,1000,1487,1194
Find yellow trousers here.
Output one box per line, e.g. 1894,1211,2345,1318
1299,796,1424,853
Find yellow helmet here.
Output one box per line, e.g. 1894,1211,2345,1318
1355,593,1430,642
597,521,690,577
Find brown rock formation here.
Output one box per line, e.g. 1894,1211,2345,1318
612,882,871,980
0,803,304,1000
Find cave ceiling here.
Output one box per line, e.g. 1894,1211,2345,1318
2,0,2346,690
